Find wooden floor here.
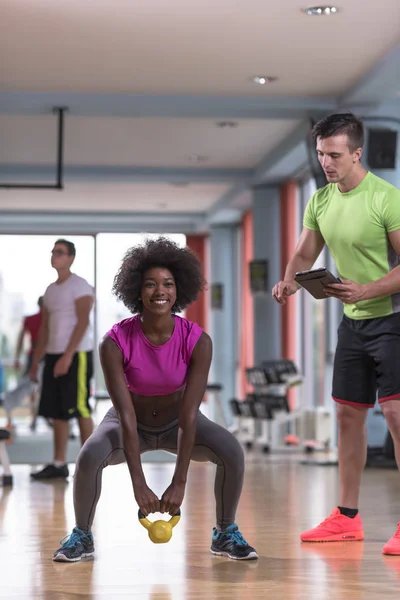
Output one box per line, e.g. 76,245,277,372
1,456,400,599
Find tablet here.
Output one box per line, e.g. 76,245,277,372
294,268,341,299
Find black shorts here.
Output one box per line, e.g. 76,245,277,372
38,351,93,420
332,314,400,408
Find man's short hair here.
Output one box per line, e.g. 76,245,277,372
312,112,364,152
55,238,76,257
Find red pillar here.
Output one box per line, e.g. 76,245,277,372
239,211,254,398
186,235,207,330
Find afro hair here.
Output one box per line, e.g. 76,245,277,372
112,236,207,314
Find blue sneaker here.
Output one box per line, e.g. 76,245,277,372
53,527,94,562
211,524,258,560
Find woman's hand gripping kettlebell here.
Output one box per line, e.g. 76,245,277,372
134,481,160,517
160,480,185,516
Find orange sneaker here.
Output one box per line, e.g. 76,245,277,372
300,508,364,543
383,523,400,555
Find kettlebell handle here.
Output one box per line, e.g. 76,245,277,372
138,508,181,520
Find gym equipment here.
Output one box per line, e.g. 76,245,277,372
230,359,335,459
366,410,396,469
243,360,304,453
0,429,12,486
366,430,396,468
229,398,257,448
138,508,181,544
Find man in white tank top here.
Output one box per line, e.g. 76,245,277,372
30,239,94,480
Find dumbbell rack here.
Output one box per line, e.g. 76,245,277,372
244,361,304,453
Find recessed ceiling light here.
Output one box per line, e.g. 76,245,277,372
216,121,238,128
186,154,209,163
305,5,338,15
252,76,278,85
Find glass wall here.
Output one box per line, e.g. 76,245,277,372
298,178,339,408
0,235,94,393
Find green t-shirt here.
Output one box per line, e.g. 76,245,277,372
303,172,400,320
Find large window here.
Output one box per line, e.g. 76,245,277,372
0,235,94,391
298,179,335,407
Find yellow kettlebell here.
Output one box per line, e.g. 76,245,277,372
138,508,181,544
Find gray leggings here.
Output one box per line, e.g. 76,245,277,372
74,407,245,532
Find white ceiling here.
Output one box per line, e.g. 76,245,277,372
0,115,300,168
0,182,229,213
1,0,399,96
1,0,399,222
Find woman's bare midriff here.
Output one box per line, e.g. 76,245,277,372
130,388,185,427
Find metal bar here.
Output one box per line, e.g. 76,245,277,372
0,184,62,189
92,234,99,393
54,106,66,189
0,106,66,189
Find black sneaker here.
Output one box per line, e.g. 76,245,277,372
211,524,258,560
31,464,69,480
53,527,94,562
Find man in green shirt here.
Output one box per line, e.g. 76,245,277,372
272,112,400,555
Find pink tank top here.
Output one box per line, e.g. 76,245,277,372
107,315,203,396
